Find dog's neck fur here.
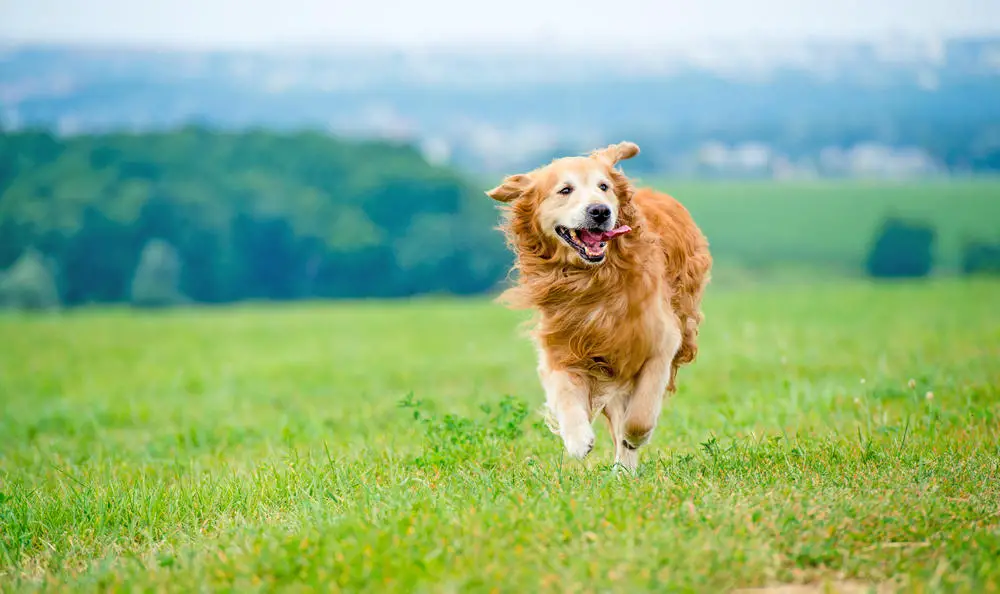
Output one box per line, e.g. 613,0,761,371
500,199,665,381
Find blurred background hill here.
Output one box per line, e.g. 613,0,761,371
2,0,999,308
3,37,1000,175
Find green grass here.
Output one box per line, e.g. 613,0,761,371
641,178,1000,278
1,280,999,592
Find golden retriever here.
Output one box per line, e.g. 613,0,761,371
486,142,712,471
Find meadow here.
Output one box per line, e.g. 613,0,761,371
645,178,1000,278
1,278,998,592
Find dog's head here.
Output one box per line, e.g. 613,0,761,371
487,142,640,266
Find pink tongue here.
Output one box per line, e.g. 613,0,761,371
578,225,632,247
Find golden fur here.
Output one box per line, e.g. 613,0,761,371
487,142,711,470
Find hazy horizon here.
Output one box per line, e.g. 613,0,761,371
2,0,1000,51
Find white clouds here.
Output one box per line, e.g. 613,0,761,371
1,0,998,49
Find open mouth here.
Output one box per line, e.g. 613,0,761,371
555,225,632,263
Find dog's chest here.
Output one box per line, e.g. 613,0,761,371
542,292,672,379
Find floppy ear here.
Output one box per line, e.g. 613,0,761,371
592,141,640,166
486,173,532,203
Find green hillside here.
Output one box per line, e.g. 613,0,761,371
650,178,1000,277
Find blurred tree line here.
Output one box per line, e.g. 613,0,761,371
2,128,998,310
0,128,510,308
865,217,1000,279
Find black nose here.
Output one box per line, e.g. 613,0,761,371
586,203,611,224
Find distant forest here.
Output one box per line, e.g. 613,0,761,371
2,129,998,309
0,129,510,306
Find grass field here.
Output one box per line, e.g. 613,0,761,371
642,178,1000,278
1,280,999,592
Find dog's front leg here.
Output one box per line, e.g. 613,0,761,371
619,353,674,471
538,362,594,459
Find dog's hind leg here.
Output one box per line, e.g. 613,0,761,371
601,394,637,472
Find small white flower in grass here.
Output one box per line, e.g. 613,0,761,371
908,378,917,389
860,378,866,384
926,391,934,400
854,397,860,405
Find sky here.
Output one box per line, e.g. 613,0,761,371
1,0,999,49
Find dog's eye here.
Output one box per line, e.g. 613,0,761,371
598,182,609,191
558,186,573,195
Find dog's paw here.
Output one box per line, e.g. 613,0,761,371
561,423,596,459
614,448,638,473
540,405,561,436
